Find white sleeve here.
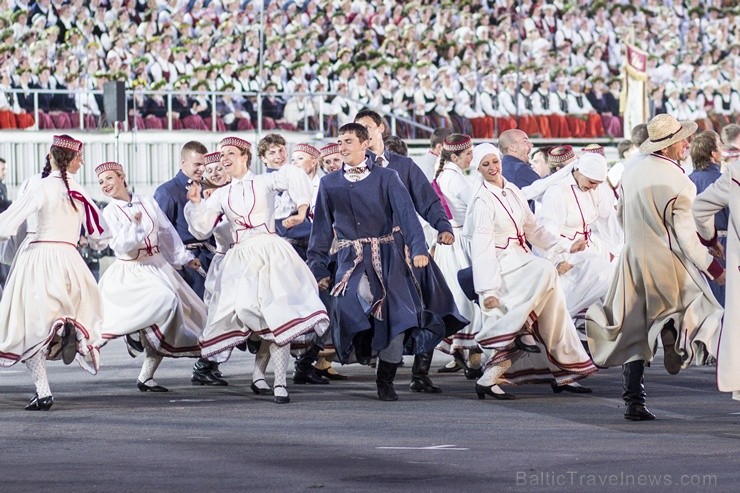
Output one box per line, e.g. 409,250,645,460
271,165,312,208
536,186,567,238
591,185,623,256
184,192,223,240
521,162,574,201
519,189,569,257
103,205,148,258
0,185,41,240
152,198,193,267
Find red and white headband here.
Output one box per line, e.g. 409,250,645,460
320,143,340,157
294,143,320,158
52,135,83,153
443,135,472,152
219,136,251,151
95,161,123,176
204,152,221,165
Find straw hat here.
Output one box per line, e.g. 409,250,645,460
639,114,698,154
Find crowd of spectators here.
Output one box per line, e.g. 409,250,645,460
1,0,739,138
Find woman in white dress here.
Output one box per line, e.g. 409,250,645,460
185,136,330,404
95,161,206,393
0,135,109,410
431,134,484,378
535,153,620,331
465,143,597,400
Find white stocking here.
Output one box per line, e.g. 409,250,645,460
137,341,164,385
269,342,291,398
24,348,51,398
252,340,271,390
477,351,522,387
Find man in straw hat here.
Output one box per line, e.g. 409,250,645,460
587,114,725,421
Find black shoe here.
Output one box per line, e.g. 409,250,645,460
464,367,484,380
409,375,442,393
661,326,682,375
137,378,168,392
25,394,54,411
293,366,330,385
316,367,348,381
236,341,247,352
211,363,223,379
191,370,228,386
514,334,541,353
624,403,655,421
551,382,592,394
250,379,273,396
246,338,261,354
475,383,515,400
437,361,462,373
61,321,77,365
274,385,290,404
125,333,144,353
192,359,228,386
377,384,399,401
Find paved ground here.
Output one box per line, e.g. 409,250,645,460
1,339,737,492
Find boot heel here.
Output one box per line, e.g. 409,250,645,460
477,390,486,400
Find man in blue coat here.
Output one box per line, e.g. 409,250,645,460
154,141,226,386
354,110,468,393
308,123,440,401
498,129,539,210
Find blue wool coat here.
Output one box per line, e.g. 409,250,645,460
308,158,436,362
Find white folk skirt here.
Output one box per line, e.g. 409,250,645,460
0,241,102,373
199,233,329,363
558,249,613,317
476,251,597,385
98,253,205,357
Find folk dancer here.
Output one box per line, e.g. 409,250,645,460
308,123,436,401
465,143,597,400
0,135,110,410
96,161,206,393
587,115,725,421
185,136,330,404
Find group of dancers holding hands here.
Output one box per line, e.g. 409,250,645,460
0,110,735,422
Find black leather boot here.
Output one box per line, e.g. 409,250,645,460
191,358,228,386
622,360,655,421
409,351,441,393
376,359,399,401
293,345,329,385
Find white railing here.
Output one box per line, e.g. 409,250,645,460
2,87,433,136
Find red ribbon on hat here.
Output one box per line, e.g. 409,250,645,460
68,191,104,235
